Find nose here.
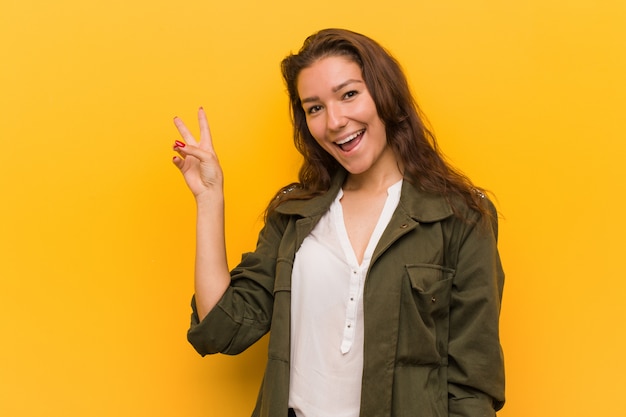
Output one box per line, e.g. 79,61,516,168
326,103,347,131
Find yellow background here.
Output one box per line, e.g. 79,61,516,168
1,0,625,416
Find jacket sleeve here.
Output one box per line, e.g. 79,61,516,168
447,200,505,416
187,212,289,356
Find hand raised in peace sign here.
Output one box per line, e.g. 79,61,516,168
172,107,224,200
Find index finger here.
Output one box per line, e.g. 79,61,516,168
173,115,199,145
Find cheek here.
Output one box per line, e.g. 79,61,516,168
303,121,321,146
312,135,329,151
306,119,324,142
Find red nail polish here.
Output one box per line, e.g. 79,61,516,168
174,140,186,148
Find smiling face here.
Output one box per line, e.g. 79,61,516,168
297,55,400,182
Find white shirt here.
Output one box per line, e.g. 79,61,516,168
289,180,402,417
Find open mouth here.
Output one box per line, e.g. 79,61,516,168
336,129,365,152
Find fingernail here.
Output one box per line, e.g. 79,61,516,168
174,140,186,148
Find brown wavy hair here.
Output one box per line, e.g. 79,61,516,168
267,28,490,219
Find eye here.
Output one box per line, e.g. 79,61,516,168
306,105,323,115
343,90,358,100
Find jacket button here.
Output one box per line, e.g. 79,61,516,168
400,223,408,229
431,296,436,303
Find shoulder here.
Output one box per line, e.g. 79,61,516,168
401,181,499,240
270,172,346,218
446,190,500,243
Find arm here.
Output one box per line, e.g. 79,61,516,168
187,210,287,355
447,202,506,416
172,108,230,321
174,108,288,356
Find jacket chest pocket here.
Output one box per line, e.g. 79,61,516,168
395,264,455,366
406,264,454,317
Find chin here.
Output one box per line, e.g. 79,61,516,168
343,165,370,176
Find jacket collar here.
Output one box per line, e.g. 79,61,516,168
398,178,454,223
275,170,454,223
274,170,346,218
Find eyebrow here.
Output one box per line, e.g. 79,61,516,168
300,79,363,104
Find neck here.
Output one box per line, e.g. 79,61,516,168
343,163,404,193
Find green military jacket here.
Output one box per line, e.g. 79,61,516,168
188,171,505,417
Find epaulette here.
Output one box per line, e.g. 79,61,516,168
275,184,300,200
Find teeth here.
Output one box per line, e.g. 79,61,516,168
336,130,363,145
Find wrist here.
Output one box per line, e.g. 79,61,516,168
194,188,224,207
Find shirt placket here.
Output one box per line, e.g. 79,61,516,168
341,266,364,354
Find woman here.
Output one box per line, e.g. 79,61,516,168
172,28,505,417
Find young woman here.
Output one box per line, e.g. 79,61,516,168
172,28,505,417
